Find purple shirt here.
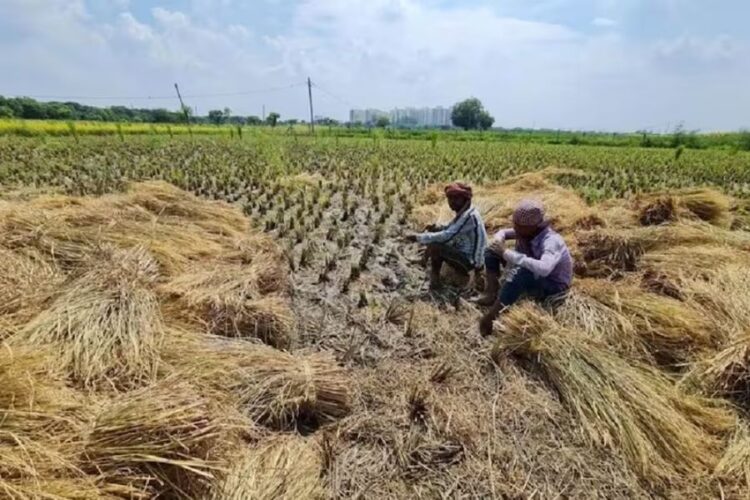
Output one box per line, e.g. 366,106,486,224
495,227,573,289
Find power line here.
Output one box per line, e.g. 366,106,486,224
5,82,307,102
311,82,356,109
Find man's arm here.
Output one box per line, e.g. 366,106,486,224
495,228,516,241
417,212,470,245
472,217,486,270
502,237,565,278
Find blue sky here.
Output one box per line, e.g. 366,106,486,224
1,0,749,131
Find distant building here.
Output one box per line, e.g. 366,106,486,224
350,106,453,127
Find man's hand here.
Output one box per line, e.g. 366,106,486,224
404,233,419,243
488,238,505,255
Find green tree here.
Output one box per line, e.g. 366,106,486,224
478,110,494,131
246,115,262,125
266,112,280,128
0,105,13,118
375,116,390,128
208,109,225,125
451,98,494,130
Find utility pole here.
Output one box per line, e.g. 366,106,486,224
307,77,315,135
262,105,265,122
174,83,192,134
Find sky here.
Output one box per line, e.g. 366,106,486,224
1,0,749,132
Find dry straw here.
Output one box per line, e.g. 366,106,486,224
493,303,736,485
164,334,350,430
212,436,324,500
575,279,716,363
82,377,232,499
637,188,733,228
161,261,292,349
14,246,164,390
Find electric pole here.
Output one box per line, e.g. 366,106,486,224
174,83,192,132
308,77,315,135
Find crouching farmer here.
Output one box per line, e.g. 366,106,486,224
406,182,487,289
478,199,572,336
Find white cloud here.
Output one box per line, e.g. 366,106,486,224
592,17,617,27
0,0,748,130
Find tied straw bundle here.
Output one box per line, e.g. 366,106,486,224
492,303,736,485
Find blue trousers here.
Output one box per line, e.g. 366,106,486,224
485,249,568,307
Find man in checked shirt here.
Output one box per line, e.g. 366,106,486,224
406,182,487,290
478,199,573,336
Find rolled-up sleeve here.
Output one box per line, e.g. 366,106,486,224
503,237,564,278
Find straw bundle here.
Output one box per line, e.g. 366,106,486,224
0,247,63,326
15,246,164,389
686,333,750,409
576,223,750,280
164,335,351,430
161,261,292,349
714,424,750,488
553,290,647,359
0,345,92,499
576,279,715,362
575,230,645,278
636,189,732,228
212,436,324,500
83,378,231,499
637,195,677,226
641,245,741,282
678,265,750,340
0,181,274,276
493,303,736,484
677,188,733,227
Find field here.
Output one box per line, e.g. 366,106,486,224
3,118,750,152
1,135,750,498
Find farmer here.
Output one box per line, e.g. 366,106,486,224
406,182,487,289
478,199,572,336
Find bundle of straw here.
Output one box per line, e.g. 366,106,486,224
576,279,715,362
164,335,350,430
211,436,324,500
15,246,164,389
636,189,733,228
685,333,750,409
83,377,231,499
714,424,750,488
677,189,733,227
553,290,648,360
161,261,292,349
637,195,677,226
575,230,644,277
493,303,736,485
0,247,63,326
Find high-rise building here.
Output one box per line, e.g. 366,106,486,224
350,106,454,127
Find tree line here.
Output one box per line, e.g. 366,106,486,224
0,96,290,126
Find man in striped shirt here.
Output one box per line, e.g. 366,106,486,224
406,182,488,289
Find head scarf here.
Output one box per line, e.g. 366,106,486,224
513,199,545,227
444,182,473,200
